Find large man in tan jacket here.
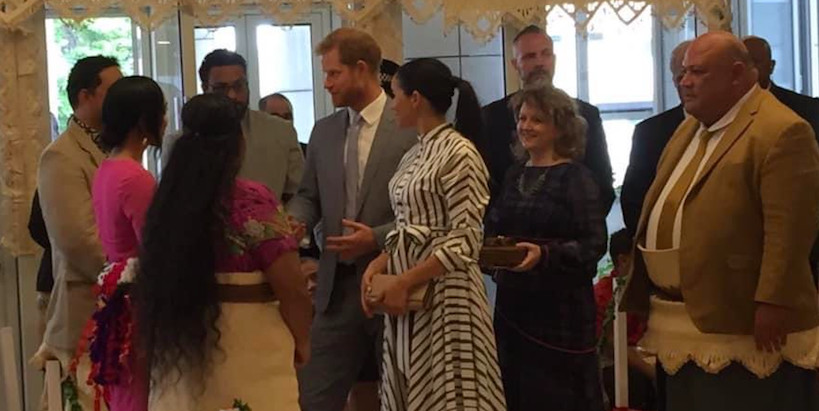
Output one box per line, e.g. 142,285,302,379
35,56,121,409
622,32,819,411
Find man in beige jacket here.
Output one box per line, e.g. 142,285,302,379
162,50,304,203
35,56,122,410
622,32,819,411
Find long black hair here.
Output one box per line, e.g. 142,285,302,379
135,93,243,385
100,76,166,152
394,58,488,162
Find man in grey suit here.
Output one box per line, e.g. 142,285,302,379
34,55,122,410
163,50,304,202
288,28,415,411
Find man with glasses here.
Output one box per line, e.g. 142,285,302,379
163,49,304,203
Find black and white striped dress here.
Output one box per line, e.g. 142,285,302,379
381,124,506,411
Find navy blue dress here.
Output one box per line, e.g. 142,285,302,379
486,161,608,411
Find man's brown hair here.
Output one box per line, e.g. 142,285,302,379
315,28,382,75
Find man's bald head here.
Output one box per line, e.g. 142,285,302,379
743,35,775,89
679,31,757,126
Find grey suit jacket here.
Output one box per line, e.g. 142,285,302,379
162,109,304,201
287,104,416,313
38,121,106,351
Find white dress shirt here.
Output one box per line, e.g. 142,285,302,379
646,85,759,250
346,90,387,189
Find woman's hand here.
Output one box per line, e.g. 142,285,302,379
294,339,311,368
510,242,542,272
361,253,388,318
380,275,411,316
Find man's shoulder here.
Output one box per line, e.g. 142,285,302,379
573,98,600,116
484,94,512,112
313,109,346,131
248,109,294,131
753,91,812,136
40,128,81,165
635,105,684,131
772,86,819,120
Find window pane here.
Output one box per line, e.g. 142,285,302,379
601,115,644,187
194,26,237,93
150,16,185,173
749,0,796,89
461,56,505,105
46,17,136,134
256,24,315,142
402,12,460,59
587,7,655,107
547,10,578,97
811,0,819,96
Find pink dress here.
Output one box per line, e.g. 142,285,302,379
91,158,155,411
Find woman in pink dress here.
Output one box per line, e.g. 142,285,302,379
134,93,312,411
84,76,166,411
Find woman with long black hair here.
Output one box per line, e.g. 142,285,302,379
80,75,165,411
135,93,311,411
361,58,505,411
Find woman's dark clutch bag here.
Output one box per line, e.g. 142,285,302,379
479,236,528,268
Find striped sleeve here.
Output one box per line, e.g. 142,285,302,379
433,140,490,272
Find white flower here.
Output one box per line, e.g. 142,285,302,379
243,219,266,240
117,258,139,285
97,264,116,286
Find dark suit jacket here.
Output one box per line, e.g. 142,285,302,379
620,105,685,237
28,190,53,293
482,93,615,212
771,84,819,139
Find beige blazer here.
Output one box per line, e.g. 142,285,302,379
622,88,819,335
161,109,304,201
239,110,304,201
38,120,106,351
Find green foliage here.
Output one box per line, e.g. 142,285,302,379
596,255,614,281
50,18,134,131
232,399,252,411
61,377,83,411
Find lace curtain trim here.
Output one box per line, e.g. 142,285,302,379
1,1,732,42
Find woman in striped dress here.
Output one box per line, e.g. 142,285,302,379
361,58,506,411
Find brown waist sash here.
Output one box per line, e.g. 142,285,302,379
216,283,276,303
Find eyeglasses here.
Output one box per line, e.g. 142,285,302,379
208,79,248,95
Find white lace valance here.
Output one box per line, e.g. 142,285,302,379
0,0,731,41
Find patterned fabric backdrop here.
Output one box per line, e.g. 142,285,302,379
0,0,731,40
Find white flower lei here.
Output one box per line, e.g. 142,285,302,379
96,257,140,286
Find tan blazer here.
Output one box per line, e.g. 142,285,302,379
38,121,106,351
240,110,304,201
161,109,304,201
622,88,819,335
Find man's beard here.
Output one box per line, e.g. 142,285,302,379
523,68,553,89
233,99,249,117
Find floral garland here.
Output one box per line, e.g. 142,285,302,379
65,258,139,411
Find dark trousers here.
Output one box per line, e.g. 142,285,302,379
297,264,383,411
657,361,819,411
